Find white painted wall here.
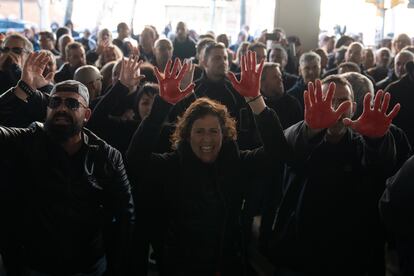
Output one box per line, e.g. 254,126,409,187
274,0,321,52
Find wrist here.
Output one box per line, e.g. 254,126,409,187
17,79,35,97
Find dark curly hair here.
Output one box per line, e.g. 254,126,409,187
171,97,237,149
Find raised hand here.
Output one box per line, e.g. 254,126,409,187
227,50,264,98
118,56,144,92
343,91,400,138
21,52,53,90
154,58,195,105
96,39,110,55
304,80,352,130
179,59,195,91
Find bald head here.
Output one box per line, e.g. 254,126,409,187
345,42,364,65
74,65,102,100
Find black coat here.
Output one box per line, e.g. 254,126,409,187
126,96,288,276
0,123,135,275
380,155,414,276
271,121,397,275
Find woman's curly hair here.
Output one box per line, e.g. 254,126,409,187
171,97,237,149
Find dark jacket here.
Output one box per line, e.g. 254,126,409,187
380,155,414,276
271,121,397,275
263,93,303,129
168,74,261,150
54,63,77,83
282,71,299,92
286,77,306,110
0,87,48,128
0,123,135,275
387,74,414,147
173,37,196,60
126,96,288,276
88,81,140,154
376,70,398,91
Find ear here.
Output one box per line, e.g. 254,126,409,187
83,108,92,123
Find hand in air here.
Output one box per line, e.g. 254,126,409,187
227,50,264,98
154,58,195,104
304,80,352,130
21,51,53,90
343,90,400,138
119,55,144,92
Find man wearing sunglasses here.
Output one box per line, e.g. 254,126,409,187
0,33,33,94
0,51,135,275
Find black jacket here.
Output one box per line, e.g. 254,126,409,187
286,77,306,110
54,63,77,83
0,123,135,275
387,74,414,147
380,155,414,276
126,96,288,276
88,81,140,154
271,121,397,275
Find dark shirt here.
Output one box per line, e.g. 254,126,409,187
286,77,306,110
173,37,196,60
282,71,299,91
263,93,303,129
54,63,77,83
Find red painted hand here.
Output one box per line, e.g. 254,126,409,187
343,90,400,138
227,50,264,98
304,80,352,130
154,58,195,105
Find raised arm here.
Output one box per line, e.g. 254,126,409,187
0,52,52,126
126,58,194,169
88,56,144,130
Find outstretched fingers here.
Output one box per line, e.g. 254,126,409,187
153,66,163,85
308,82,316,104
323,81,336,105
334,100,352,118
386,103,401,120
164,59,173,78
175,62,189,81
180,83,195,97
373,90,384,111
380,92,390,114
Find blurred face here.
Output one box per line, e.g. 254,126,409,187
377,49,390,67
39,34,54,50
394,35,411,54
68,47,86,68
322,83,354,138
261,66,284,97
327,38,335,53
100,30,111,42
395,53,414,78
176,23,187,41
363,49,375,69
300,59,321,84
190,114,223,163
119,25,130,38
205,48,228,80
253,47,267,64
345,44,363,65
141,30,155,50
3,37,29,68
138,93,155,119
154,41,173,65
269,49,287,69
44,92,91,142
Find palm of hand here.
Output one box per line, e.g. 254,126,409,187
304,81,351,130
343,91,400,138
228,51,264,98
154,58,194,105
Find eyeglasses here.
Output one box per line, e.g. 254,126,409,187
48,96,87,110
0,47,29,55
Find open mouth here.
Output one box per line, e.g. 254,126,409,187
200,146,213,153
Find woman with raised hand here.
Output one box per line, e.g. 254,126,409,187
126,51,288,276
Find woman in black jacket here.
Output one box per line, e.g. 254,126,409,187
126,52,289,276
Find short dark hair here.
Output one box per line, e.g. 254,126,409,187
117,22,128,33
65,41,84,57
248,42,266,52
204,42,226,61
196,38,215,57
321,74,354,100
39,31,55,42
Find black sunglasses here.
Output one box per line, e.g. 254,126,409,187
0,47,28,55
48,96,87,110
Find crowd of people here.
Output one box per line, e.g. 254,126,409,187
0,19,414,276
